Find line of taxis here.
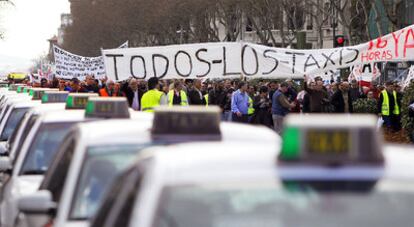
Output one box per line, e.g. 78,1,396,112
0,83,412,227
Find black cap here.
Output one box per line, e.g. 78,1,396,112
71,77,80,84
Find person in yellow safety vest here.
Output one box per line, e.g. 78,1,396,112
378,81,401,132
204,94,209,107
248,96,254,115
141,77,165,112
168,81,189,106
247,85,255,122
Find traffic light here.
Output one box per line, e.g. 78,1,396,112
334,35,345,47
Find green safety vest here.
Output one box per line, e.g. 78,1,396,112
168,90,189,106
381,90,400,116
204,94,209,107
141,89,164,112
248,96,255,115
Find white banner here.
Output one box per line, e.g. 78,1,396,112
350,63,381,82
403,65,414,89
54,41,129,80
102,25,414,81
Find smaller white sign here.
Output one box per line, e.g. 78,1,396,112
54,41,129,80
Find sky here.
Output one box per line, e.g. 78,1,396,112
0,0,69,74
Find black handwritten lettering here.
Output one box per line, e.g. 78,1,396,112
241,45,259,76
262,49,279,75
152,54,169,79
130,55,146,79
345,48,359,64
174,51,193,77
195,48,211,77
105,54,124,81
223,46,240,76
304,54,321,72
285,51,305,74
321,51,337,68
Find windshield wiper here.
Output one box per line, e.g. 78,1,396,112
69,217,88,221
21,170,45,175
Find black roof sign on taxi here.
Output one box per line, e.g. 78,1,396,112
279,114,384,165
31,88,53,100
151,106,222,142
85,97,130,119
8,84,25,91
41,91,69,103
66,93,99,110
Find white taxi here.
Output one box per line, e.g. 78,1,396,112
17,107,279,227
1,94,140,227
0,101,41,154
89,114,414,227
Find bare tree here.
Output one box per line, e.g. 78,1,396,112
304,0,331,48
217,0,243,41
280,0,305,47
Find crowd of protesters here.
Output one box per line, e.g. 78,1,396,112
11,74,411,134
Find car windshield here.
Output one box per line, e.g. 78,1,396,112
154,181,414,227
7,112,29,148
69,144,152,220
0,104,10,123
12,114,38,162
0,107,29,141
20,122,74,175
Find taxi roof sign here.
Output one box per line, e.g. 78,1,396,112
279,114,384,165
85,97,130,119
8,84,25,91
41,91,69,103
23,86,32,93
16,85,28,93
66,93,99,110
31,88,53,100
151,106,222,142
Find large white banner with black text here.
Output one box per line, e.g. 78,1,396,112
102,25,414,81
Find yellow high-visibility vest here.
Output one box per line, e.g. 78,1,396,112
248,96,255,115
168,90,188,106
204,94,209,107
141,89,164,112
381,90,400,116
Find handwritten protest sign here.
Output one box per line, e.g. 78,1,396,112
403,65,414,89
350,63,381,82
54,41,128,80
102,25,414,81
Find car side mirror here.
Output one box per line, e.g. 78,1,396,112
0,156,11,173
18,190,56,214
0,142,8,156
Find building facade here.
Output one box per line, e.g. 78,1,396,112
397,0,414,28
58,13,73,46
215,0,346,49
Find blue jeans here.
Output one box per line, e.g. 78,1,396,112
382,116,392,128
222,111,232,122
382,115,401,131
232,113,249,123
